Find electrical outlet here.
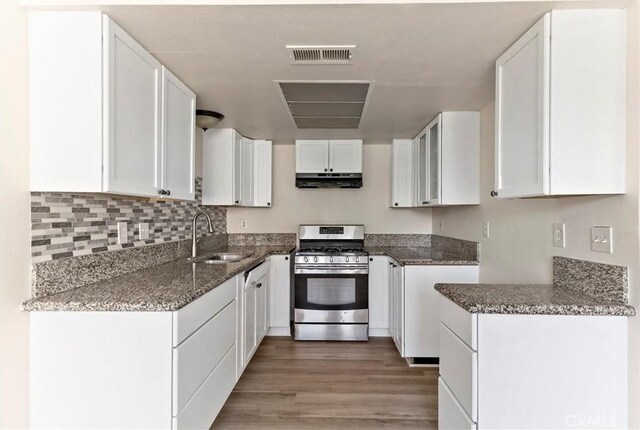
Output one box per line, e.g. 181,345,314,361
138,222,150,240
553,223,566,248
482,221,490,238
591,226,613,253
117,221,128,244
439,219,444,231
241,220,248,230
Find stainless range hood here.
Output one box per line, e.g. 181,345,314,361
295,173,362,188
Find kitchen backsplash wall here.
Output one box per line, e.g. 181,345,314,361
30,177,226,263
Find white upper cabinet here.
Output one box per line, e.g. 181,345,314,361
29,11,196,200
104,17,162,197
202,129,242,206
296,140,363,173
495,9,626,198
296,140,330,173
161,67,196,201
241,137,254,206
329,140,363,173
202,129,272,207
390,139,414,208
393,112,479,208
437,112,479,206
253,140,273,207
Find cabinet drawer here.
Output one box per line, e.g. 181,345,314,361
438,377,476,430
173,276,236,346
173,301,236,416
440,323,477,420
172,345,236,430
440,296,477,349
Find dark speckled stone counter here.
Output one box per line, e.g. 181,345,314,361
435,284,635,316
23,245,294,312
365,246,479,266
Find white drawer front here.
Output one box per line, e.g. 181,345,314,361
173,345,236,430
173,301,236,415
440,323,477,420
439,377,476,430
173,276,236,346
440,296,477,350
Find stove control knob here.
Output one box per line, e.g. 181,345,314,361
304,256,309,262
356,256,359,263
346,256,350,262
330,256,333,263
314,256,318,262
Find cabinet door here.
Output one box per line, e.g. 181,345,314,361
415,130,429,206
404,266,479,358
368,257,390,334
329,140,362,173
256,274,268,342
426,115,442,206
296,140,329,173
390,139,414,208
103,17,162,197
160,67,195,201
495,15,550,198
390,261,404,356
269,255,291,333
241,138,254,206
232,131,243,205
388,260,396,339
253,140,272,207
244,284,257,364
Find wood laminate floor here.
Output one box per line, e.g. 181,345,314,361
211,337,438,430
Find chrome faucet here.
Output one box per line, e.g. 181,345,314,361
191,211,214,259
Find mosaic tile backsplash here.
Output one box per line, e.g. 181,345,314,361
30,177,226,262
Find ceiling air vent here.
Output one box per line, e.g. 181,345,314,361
286,45,355,65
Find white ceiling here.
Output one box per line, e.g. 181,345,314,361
96,1,627,140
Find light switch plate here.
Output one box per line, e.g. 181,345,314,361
482,221,490,238
591,226,612,253
439,220,444,231
241,220,248,230
117,221,128,244
553,223,566,248
138,222,150,240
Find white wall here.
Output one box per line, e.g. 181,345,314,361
226,141,432,233
0,0,31,427
431,4,640,425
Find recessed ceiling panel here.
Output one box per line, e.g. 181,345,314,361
278,81,372,129
288,102,365,117
279,82,369,103
294,117,362,129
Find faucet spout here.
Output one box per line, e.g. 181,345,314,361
191,211,214,260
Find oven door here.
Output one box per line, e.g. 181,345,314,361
294,269,368,323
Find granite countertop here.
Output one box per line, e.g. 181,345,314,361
365,246,479,266
435,283,636,316
22,245,294,312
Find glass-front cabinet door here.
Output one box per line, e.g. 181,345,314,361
415,129,429,206
427,114,441,205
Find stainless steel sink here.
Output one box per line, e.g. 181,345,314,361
191,252,254,264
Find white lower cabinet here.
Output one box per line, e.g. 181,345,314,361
240,260,270,376
268,255,292,336
368,256,390,336
437,297,629,429
30,256,290,430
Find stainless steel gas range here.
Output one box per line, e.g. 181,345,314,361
294,224,369,341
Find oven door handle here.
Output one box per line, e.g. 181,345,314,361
294,267,369,275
